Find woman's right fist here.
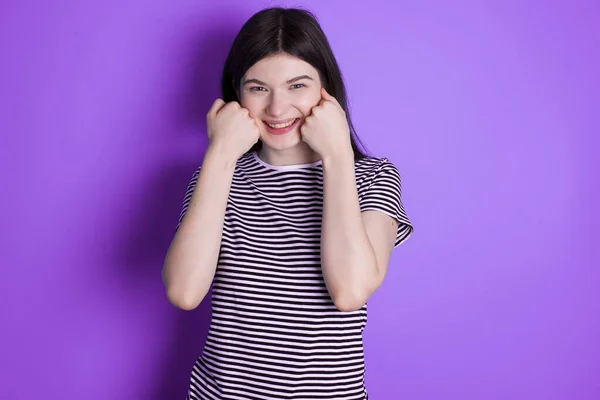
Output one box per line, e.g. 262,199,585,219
206,99,262,160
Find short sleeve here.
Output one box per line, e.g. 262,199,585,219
359,159,413,247
176,167,201,230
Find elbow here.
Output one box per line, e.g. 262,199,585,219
162,259,211,311
168,293,201,311
329,273,382,312
164,283,208,311
331,290,368,312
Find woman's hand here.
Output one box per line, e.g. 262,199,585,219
206,99,262,161
300,88,353,161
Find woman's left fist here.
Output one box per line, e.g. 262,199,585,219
300,88,353,160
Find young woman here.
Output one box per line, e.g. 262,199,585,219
162,7,413,400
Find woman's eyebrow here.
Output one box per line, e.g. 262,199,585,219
242,75,314,86
286,75,313,84
242,78,267,86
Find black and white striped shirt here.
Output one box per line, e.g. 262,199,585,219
179,151,413,400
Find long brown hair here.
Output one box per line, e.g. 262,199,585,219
221,7,369,159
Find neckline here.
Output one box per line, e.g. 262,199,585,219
252,151,322,171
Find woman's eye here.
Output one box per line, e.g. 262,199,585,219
249,86,266,92
290,84,305,89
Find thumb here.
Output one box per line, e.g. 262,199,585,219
321,87,340,106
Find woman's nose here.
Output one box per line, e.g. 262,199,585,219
266,92,290,117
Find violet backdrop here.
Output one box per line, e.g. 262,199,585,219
1,0,598,399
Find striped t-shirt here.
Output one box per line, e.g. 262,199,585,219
178,151,413,400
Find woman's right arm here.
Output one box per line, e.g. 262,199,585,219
161,146,237,310
162,99,261,310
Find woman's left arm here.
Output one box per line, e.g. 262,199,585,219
320,152,398,312
300,88,401,311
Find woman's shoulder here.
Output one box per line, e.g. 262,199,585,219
355,154,399,174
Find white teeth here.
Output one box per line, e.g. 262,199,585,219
267,119,296,129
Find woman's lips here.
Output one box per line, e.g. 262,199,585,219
263,118,301,135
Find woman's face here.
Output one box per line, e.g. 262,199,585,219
239,53,323,152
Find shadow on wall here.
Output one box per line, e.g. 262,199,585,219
118,17,242,399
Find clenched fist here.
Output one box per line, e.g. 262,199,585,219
300,88,353,161
206,99,262,160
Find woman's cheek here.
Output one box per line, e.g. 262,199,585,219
241,98,261,118
297,92,321,114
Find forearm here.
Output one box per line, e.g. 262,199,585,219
321,153,379,311
162,146,236,310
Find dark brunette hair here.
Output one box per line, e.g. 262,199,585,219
221,7,369,159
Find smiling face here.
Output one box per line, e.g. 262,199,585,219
239,53,323,159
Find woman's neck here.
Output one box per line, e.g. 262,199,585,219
257,143,321,167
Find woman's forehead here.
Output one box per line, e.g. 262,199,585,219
244,54,319,83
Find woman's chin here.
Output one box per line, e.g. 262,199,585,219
260,130,303,151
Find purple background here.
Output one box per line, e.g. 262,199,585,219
1,1,598,399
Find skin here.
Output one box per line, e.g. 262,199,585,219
162,53,398,312
239,53,323,166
